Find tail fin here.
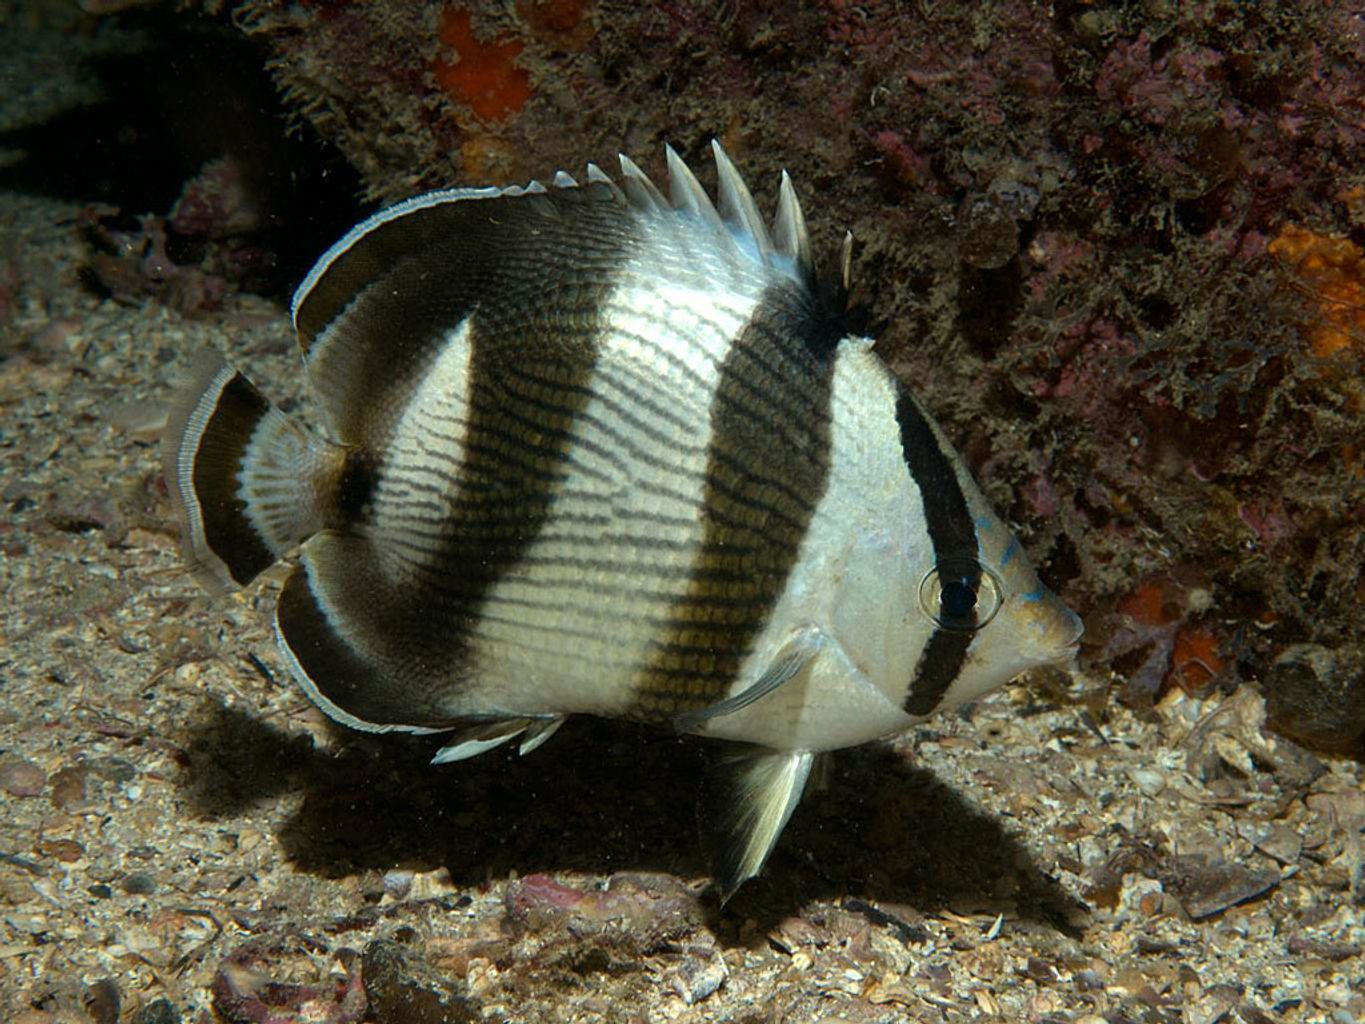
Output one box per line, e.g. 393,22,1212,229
162,350,343,593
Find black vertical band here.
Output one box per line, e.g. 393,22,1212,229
631,281,842,720
896,389,980,715
193,372,277,585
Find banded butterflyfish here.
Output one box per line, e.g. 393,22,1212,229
163,142,1083,900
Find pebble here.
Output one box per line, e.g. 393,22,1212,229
1238,821,1302,865
120,871,157,896
1307,789,1365,830
1128,767,1166,797
0,758,46,797
1164,854,1280,920
48,765,88,810
82,979,120,1024
90,756,137,783
37,838,83,863
132,999,180,1024
362,939,478,1023
670,953,727,1005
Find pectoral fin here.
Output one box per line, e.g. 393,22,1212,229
673,629,824,733
700,744,815,903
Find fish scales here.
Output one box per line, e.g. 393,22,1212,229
163,143,1084,900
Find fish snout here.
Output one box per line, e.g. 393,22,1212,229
1019,590,1084,665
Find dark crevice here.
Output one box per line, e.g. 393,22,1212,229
0,8,365,298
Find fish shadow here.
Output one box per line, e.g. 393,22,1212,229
181,702,1085,935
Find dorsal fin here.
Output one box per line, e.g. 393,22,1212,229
617,153,668,213
288,143,837,446
772,170,813,276
288,179,629,443
711,140,774,260
584,161,616,190
601,143,819,284
665,144,727,236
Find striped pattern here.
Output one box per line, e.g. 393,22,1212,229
191,372,275,584
632,281,840,718
162,348,354,596
273,175,856,729
163,144,1088,901
295,183,626,446
276,185,636,727
457,213,828,721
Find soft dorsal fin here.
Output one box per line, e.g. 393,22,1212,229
288,179,627,443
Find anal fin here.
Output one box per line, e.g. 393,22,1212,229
431,715,566,765
518,716,566,756
700,745,814,903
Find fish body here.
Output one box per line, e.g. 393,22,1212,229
164,144,1082,898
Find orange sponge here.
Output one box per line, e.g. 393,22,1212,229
434,7,533,122
1268,223,1365,358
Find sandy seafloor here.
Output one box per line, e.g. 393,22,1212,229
1,184,1364,1024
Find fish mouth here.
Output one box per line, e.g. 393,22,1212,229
1060,607,1085,644
1039,607,1085,663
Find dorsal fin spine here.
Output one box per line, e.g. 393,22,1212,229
773,170,814,280
710,140,774,261
617,153,667,212
584,162,617,192
295,144,834,351
664,144,728,236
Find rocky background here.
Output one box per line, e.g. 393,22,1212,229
0,1,1362,1021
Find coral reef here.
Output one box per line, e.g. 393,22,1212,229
227,0,1365,754
8,3,1365,1021
432,7,534,122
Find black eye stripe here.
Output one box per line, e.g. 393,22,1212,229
895,388,980,716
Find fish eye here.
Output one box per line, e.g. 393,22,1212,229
918,558,1003,631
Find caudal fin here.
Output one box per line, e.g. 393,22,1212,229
162,350,342,592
